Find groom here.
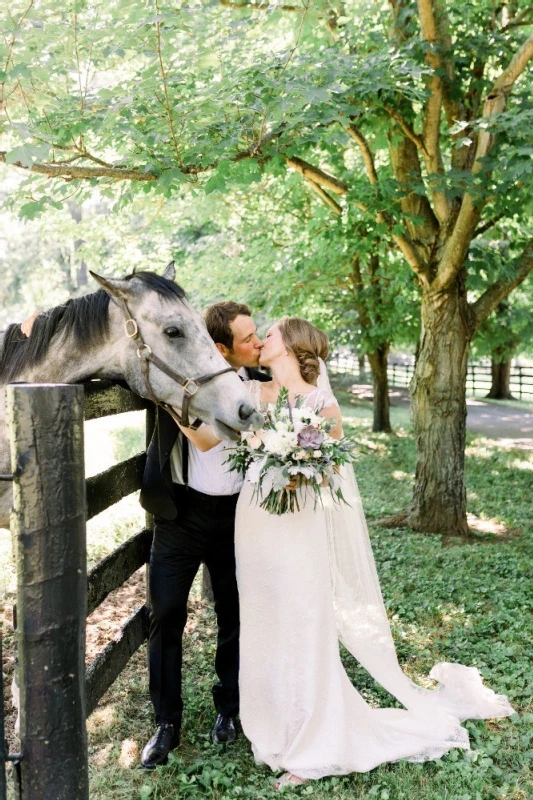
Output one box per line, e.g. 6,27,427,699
139,301,270,768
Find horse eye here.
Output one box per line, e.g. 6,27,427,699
165,326,182,339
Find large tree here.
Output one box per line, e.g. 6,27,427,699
1,0,533,533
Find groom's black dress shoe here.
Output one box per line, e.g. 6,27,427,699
140,723,180,769
211,714,238,745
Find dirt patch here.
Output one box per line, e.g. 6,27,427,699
1,566,149,755
86,568,147,663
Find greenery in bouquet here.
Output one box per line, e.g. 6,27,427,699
225,388,356,515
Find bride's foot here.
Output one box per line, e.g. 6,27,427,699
274,772,307,791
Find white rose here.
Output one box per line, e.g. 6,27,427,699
262,430,283,454
293,449,307,460
292,419,306,435
275,421,289,432
313,449,322,458
263,430,297,456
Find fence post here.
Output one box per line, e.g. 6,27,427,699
7,384,88,800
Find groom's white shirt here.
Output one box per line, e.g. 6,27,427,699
169,367,248,496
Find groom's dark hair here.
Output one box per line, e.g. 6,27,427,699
203,301,252,349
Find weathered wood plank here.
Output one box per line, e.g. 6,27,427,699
86,605,149,716
86,452,146,520
83,380,151,420
87,528,152,615
8,383,89,800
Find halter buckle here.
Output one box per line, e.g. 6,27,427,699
125,319,138,338
183,379,199,395
137,343,152,358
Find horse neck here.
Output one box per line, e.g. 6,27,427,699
14,309,126,384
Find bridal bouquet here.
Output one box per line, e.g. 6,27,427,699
225,388,356,515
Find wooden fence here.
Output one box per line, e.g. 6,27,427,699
329,355,533,399
2,380,154,800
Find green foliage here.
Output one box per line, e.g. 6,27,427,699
1,0,532,362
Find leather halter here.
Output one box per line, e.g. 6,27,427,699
120,299,235,429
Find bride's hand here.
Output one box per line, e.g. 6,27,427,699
286,475,330,491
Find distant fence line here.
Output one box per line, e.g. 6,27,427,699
329,355,533,399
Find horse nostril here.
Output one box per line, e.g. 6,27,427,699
239,403,254,421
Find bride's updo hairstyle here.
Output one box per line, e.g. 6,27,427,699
278,317,329,386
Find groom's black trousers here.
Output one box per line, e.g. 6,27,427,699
148,485,240,729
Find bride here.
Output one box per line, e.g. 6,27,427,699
179,316,514,789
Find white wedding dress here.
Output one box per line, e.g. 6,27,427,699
234,380,514,780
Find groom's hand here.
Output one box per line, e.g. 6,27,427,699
21,311,41,337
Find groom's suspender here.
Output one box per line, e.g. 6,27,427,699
182,434,189,487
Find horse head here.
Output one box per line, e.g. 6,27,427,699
91,263,263,439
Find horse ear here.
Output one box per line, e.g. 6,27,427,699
163,261,176,281
89,271,131,300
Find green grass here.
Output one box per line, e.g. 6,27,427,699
75,388,533,800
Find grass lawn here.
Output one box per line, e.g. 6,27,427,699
2,388,532,799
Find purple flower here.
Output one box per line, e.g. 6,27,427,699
297,425,325,449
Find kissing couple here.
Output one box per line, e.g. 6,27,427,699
18,300,515,790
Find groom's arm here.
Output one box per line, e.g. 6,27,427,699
175,421,222,452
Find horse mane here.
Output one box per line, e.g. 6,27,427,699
0,271,186,384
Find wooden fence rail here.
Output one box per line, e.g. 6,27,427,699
329,355,533,399
83,381,154,717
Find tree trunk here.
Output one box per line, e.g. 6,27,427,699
408,276,475,535
487,355,514,400
367,345,392,433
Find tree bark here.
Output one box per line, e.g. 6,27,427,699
367,346,392,433
408,274,475,535
487,355,514,400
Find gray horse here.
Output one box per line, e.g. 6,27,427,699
0,262,262,528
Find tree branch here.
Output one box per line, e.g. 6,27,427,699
0,152,158,182
471,238,533,327
285,156,348,195
472,212,506,239
382,105,425,151
220,0,301,10
305,179,343,215
0,130,283,183
346,126,379,185
504,7,533,29
154,0,184,169
350,254,372,327
347,124,431,286
434,34,533,292
417,0,452,222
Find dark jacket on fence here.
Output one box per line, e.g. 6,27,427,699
140,367,270,520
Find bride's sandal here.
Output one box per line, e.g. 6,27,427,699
274,772,307,791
